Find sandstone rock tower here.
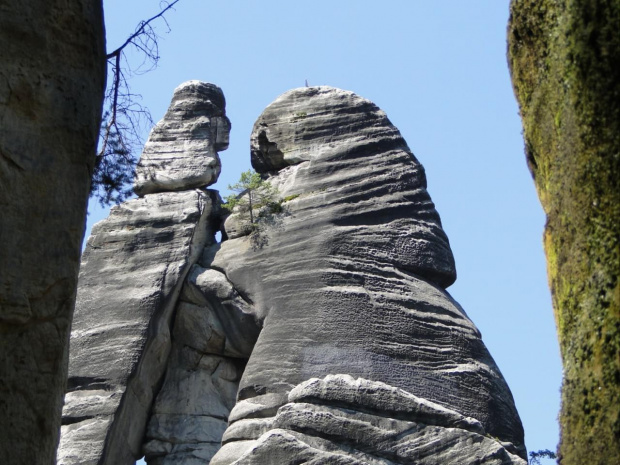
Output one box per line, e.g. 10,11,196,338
59,82,527,465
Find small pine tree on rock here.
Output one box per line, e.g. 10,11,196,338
223,169,280,232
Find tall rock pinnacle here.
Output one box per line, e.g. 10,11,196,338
58,81,228,465
59,85,526,465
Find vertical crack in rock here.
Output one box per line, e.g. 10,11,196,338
59,190,217,465
143,267,261,464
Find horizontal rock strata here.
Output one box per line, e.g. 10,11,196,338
134,81,230,196
59,81,231,465
210,87,526,464
214,375,526,465
60,84,526,465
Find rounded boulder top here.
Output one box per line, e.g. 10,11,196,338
169,80,227,116
133,81,230,196
250,86,404,173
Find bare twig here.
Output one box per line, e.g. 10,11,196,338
106,0,180,60
93,0,181,205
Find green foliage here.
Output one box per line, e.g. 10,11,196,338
282,193,301,202
264,201,283,214
90,115,136,206
291,111,308,121
529,449,557,465
223,169,279,225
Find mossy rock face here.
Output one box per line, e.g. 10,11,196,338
508,1,620,463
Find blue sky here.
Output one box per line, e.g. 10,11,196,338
93,1,562,462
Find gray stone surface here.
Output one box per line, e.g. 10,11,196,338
213,375,527,464
59,81,232,465
210,87,525,464
213,375,526,464
143,264,260,464
58,189,218,465
288,375,485,434
60,85,526,465
0,1,105,463
134,81,230,196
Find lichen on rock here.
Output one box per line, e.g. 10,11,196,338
508,1,620,463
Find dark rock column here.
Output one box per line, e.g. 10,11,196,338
0,1,105,463
508,2,620,463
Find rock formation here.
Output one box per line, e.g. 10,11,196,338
210,86,526,465
59,83,527,465
59,81,231,465
134,82,230,196
508,1,620,463
0,1,106,464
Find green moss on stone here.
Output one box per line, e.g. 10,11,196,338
508,1,620,463
282,193,301,202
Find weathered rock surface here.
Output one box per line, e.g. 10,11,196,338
214,375,525,465
61,84,526,465
59,190,218,464
508,1,620,463
59,81,239,465
210,87,526,464
143,266,260,465
134,81,230,196
0,1,105,463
